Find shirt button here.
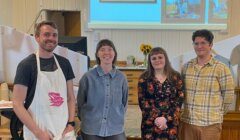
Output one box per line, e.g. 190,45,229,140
104,118,106,120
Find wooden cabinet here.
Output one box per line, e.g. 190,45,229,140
45,10,81,36
120,69,144,105
221,112,240,140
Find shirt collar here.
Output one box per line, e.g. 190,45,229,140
96,65,116,78
192,56,214,66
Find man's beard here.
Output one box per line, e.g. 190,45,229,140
41,42,57,52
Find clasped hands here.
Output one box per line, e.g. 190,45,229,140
154,116,167,130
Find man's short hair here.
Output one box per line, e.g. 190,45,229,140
192,29,214,44
34,21,57,36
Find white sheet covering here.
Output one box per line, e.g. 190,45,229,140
0,26,5,82
0,25,88,85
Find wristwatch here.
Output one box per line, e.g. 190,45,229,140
66,121,75,127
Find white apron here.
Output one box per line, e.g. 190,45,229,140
23,52,68,140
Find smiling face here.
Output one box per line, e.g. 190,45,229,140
35,24,58,53
97,45,115,66
150,53,166,71
193,36,212,59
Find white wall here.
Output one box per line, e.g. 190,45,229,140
0,0,13,26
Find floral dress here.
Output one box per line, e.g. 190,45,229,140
138,73,184,140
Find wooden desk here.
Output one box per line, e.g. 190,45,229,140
118,67,145,105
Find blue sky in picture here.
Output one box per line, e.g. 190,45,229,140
90,0,161,22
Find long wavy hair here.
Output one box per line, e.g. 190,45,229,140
141,47,178,81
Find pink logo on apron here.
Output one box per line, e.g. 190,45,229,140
48,92,64,106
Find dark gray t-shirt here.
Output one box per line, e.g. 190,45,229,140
14,53,75,104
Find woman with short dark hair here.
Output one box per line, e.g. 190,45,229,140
77,39,128,140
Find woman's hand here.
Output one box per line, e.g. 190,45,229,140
154,117,168,130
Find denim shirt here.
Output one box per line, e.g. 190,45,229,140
77,65,128,136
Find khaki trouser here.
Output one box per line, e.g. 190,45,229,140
178,121,222,140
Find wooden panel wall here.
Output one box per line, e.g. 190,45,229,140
228,0,240,36
0,0,13,26
10,0,81,34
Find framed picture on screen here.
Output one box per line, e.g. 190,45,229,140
162,0,205,23
208,0,228,23
100,0,156,2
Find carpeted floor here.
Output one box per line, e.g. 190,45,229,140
125,105,141,138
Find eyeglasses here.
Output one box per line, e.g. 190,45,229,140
192,42,210,46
